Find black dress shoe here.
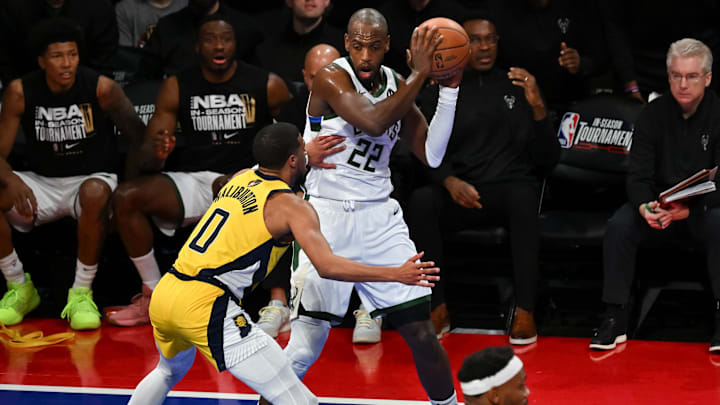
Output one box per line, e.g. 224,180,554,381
589,317,627,351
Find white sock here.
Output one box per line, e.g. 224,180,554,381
430,391,457,405
73,259,97,289
268,299,285,308
0,250,25,284
131,249,161,290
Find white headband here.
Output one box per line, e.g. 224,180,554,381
460,355,524,396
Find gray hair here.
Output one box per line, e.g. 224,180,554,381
666,38,713,73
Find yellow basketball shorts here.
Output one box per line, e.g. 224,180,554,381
149,273,269,372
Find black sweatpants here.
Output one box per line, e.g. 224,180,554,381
408,181,541,311
602,203,720,304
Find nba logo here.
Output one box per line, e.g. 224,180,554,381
557,112,580,149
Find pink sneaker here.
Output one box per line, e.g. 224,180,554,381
107,285,152,327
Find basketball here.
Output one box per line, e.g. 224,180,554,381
417,17,470,79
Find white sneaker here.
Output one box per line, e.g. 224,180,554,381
352,308,382,344
256,302,290,338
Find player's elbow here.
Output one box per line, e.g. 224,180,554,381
362,122,386,138
425,152,443,168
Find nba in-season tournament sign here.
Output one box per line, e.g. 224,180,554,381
557,111,634,154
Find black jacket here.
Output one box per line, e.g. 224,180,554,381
627,90,720,210
417,67,560,187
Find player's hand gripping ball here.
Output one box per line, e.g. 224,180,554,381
417,17,470,80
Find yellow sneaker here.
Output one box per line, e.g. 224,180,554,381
61,287,101,330
0,273,40,326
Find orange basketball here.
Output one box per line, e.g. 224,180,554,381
417,17,470,79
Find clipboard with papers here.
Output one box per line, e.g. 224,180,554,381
659,166,718,207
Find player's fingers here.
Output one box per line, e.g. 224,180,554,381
416,261,437,270
28,192,38,214
432,31,443,49
13,196,24,216
418,281,436,287
17,196,31,218
471,200,483,209
321,135,346,147
418,266,440,274
408,252,425,263
325,146,346,155
315,162,337,169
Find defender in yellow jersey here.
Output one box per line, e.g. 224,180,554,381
129,123,441,405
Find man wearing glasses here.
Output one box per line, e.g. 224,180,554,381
409,13,560,344
591,38,720,353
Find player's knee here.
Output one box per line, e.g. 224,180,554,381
398,320,439,353
285,316,330,376
158,348,194,384
111,182,144,218
77,179,112,215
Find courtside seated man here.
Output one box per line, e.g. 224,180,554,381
591,38,720,352
281,8,462,405
108,15,290,327
128,122,440,405
0,18,144,330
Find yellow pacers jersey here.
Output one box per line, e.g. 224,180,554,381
172,169,292,303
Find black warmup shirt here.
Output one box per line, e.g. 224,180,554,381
417,67,560,186
169,62,272,173
627,91,720,209
20,66,116,177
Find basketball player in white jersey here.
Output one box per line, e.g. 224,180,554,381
282,8,462,405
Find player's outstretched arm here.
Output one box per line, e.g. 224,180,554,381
272,194,440,285
134,76,179,175
96,76,147,178
309,26,441,137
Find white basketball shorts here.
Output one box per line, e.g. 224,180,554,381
6,171,117,232
291,196,431,324
153,171,223,237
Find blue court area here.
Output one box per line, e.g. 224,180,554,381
1,390,257,404
0,388,424,405
1,391,259,404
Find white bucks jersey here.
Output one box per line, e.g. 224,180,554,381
304,57,401,201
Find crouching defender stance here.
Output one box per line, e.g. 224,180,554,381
127,123,440,405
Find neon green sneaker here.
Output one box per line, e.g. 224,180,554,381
0,273,40,326
61,287,101,330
